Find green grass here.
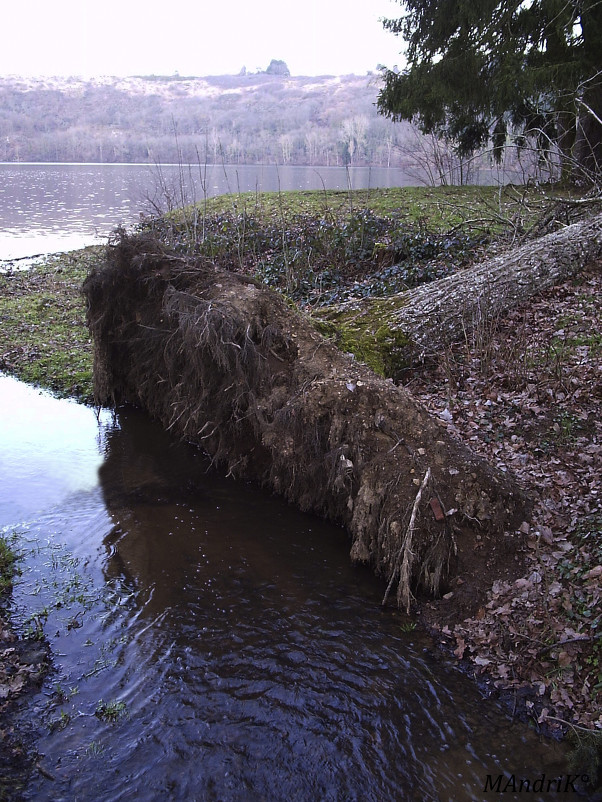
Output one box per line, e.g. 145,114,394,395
0,534,20,595
170,183,555,234
0,247,102,402
549,332,602,354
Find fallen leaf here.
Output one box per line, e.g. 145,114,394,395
454,638,466,659
584,565,602,580
539,526,554,544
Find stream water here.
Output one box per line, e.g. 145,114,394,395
0,375,571,801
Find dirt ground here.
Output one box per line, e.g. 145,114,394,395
405,261,601,734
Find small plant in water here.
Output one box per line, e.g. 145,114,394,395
54,683,68,703
95,699,128,722
0,534,21,594
23,610,48,641
54,683,79,703
49,710,71,732
400,621,417,633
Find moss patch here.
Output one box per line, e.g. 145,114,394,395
313,295,413,378
0,247,102,402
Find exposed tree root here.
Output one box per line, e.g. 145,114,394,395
84,232,530,608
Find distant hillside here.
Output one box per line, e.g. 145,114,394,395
0,73,415,166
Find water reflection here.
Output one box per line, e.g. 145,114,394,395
0,380,569,801
92,407,567,802
0,375,108,524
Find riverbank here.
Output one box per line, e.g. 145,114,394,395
0,187,600,786
1,531,50,795
0,249,97,794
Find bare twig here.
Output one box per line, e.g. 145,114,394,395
543,715,600,734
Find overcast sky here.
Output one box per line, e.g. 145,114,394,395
2,0,405,78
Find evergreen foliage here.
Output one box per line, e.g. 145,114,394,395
377,0,602,179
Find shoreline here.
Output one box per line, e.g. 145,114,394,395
1,200,600,791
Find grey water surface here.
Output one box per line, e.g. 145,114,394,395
0,162,416,260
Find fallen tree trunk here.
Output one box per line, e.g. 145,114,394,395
317,213,602,376
84,232,530,611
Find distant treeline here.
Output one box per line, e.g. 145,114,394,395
0,72,417,167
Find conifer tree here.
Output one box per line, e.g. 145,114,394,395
377,0,602,180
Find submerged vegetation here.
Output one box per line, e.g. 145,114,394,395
95,699,128,723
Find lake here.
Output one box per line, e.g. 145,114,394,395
0,162,418,261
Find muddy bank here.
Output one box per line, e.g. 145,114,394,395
1,585,50,798
84,232,530,613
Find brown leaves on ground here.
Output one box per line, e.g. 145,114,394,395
0,612,47,791
0,614,48,714
406,261,602,732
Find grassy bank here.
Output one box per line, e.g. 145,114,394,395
0,247,102,403
179,182,571,228
0,534,19,596
0,184,584,400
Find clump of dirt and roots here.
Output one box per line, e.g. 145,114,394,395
84,230,529,616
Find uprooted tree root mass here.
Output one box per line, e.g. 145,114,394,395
84,232,530,610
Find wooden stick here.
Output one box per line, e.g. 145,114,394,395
382,467,431,611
